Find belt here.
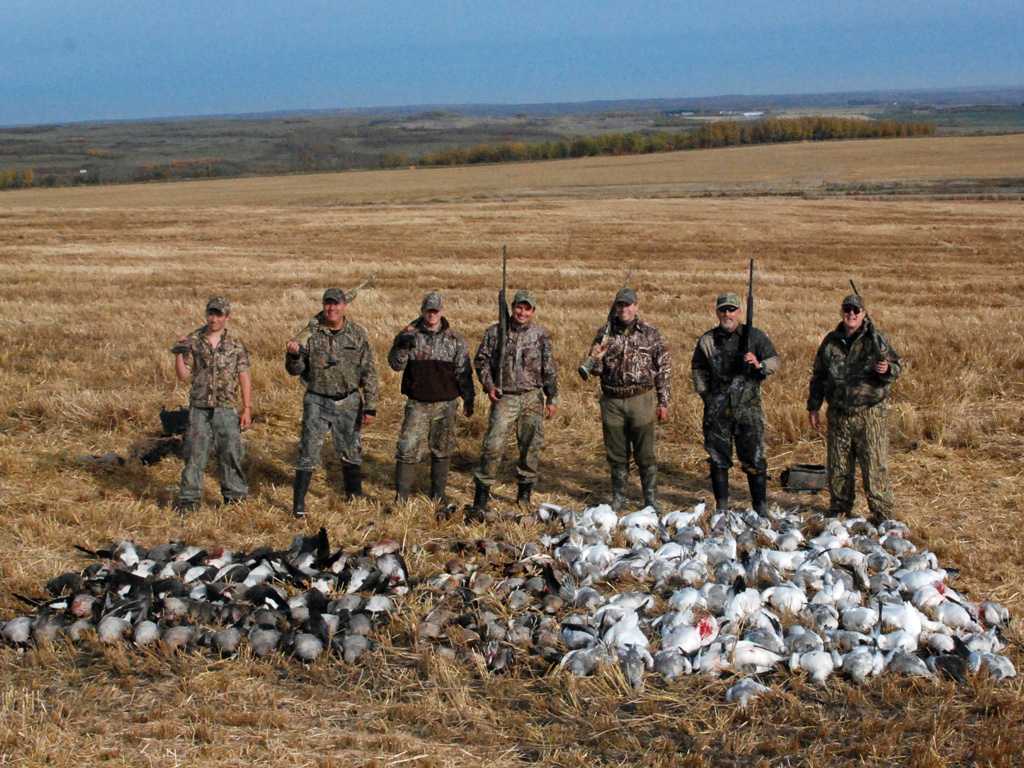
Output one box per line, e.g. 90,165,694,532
310,390,357,401
499,387,539,396
601,382,654,399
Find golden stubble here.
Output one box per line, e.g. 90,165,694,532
2,140,1024,767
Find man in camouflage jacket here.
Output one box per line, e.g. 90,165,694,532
470,289,558,514
808,293,902,521
388,292,475,503
173,296,252,512
286,288,379,517
692,291,781,514
586,287,671,511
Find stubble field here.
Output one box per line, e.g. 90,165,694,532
2,135,1024,767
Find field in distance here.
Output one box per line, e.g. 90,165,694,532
1,139,1023,767
2,89,1024,186
6,132,1024,208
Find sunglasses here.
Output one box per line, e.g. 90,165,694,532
717,306,740,313
842,306,862,315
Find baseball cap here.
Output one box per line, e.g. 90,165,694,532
512,289,537,309
206,296,231,314
716,292,741,310
421,292,444,312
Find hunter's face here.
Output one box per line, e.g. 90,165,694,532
423,307,444,331
512,302,535,325
615,301,638,325
206,310,228,333
841,304,864,335
322,299,347,329
717,305,741,332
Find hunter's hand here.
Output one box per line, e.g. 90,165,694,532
656,406,668,423
488,387,502,404
744,352,761,369
362,414,376,426
463,404,474,418
544,404,557,420
591,342,608,360
875,359,890,374
176,334,189,344
239,408,252,431
286,340,301,355
809,410,822,432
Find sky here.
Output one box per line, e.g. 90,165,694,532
3,1,1023,127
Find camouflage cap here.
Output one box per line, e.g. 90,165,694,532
512,289,537,309
421,292,444,312
842,293,865,310
716,292,741,310
206,296,231,314
322,288,347,304
614,287,639,305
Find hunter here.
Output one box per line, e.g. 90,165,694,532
691,291,781,514
173,296,252,512
285,288,379,517
585,287,671,512
388,292,475,503
470,289,558,515
808,292,902,522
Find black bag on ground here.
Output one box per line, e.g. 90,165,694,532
780,464,827,493
160,406,190,436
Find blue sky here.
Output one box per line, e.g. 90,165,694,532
3,1,1022,126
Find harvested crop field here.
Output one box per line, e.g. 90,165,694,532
2,135,1023,767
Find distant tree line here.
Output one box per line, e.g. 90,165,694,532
0,168,35,189
418,116,936,167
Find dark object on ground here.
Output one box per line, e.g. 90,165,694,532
160,407,190,436
780,464,827,493
131,436,184,465
76,452,126,468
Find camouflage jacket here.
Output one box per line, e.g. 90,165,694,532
807,318,902,414
474,321,558,404
286,319,380,411
388,317,475,406
692,324,780,418
179,327,250,408
590,317,671,407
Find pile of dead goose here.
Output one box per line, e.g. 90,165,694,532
1,503,1015,706
0,528,405,665
416,502,1015,704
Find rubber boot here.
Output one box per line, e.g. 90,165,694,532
610,463,629,512
429,458,450,503
748,471,768,516
710,467,730,513
342,462,362,499
639,464,662,514
463,481,490,523
394,461,415,502
292,469,313,518
517,482,534,507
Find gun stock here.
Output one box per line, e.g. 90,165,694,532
578,265,636,381
345,270,379,303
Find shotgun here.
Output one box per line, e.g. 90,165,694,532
578,265,636,381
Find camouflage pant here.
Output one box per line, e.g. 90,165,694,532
702,393,767,474
296,391,364,471
396,399,458,464
474,389,545,487
600,389,657,467
179,406,247,503
826,402,894,518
